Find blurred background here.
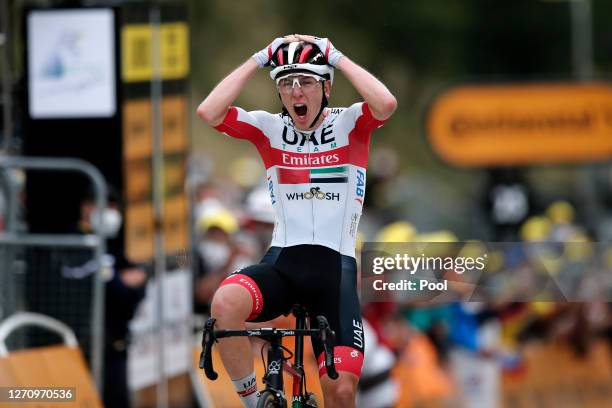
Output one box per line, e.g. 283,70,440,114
0,0,611,407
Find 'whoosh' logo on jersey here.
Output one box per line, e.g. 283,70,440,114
286,187,340,201
282,125,336,147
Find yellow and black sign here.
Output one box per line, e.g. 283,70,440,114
124,196,188,261
122,22,190,82
124,158,151,202
427,82,612,167
123,99,153,160
125,202,155,262
123,96,187,159
162,95,188,153
164,196,188,254
122,95,189,262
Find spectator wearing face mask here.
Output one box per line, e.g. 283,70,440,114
194,207,253,314
76,188,148,408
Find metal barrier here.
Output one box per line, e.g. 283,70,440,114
0,155,107,391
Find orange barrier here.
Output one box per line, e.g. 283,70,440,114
503,340,612,407
0,345,102,408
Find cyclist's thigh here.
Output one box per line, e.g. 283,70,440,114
306,255,364,377
221,259,294,322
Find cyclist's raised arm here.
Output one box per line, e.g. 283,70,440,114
336,57,397,121
196,59,259,127
295,34,397,121
197,35,298,127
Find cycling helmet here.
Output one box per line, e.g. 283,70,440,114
269,41,333,128
269,41,334,83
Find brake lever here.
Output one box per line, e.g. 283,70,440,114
200,317,218,380
316,316,339,380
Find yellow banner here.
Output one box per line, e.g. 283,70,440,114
122,22,189,82
427,82,612,167
161,23,190,80
122,24,152,82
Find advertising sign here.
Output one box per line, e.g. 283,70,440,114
427,83,612,166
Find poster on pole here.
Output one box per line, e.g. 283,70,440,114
27,8,116,119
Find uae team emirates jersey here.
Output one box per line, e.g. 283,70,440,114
215,102,386,257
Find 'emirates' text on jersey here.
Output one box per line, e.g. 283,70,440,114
215,102,386,258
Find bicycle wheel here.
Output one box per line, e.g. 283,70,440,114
256,390,286,408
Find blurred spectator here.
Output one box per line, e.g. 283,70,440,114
229,156,265,190
242,185,276,255
356,318,399,408
375,220,417,243
484,169,534,241
194,206,255,314
546,200,583,242
75,188,147,408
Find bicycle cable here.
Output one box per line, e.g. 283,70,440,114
260,342,268,379
279,344,294,361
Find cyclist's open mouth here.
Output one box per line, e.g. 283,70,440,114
294,104,308,118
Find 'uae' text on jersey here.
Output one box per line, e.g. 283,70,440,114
215,102,386,257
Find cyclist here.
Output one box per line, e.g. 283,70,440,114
197,34,396,408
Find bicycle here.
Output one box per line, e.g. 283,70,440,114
199,304,339,408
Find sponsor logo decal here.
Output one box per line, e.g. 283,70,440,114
239,277,261,313
349,213,360,238
282,125,335,147
355,169,365,205
281,152,340,167
286,187,340,201
267,176,276,204
352,320,364,349
318,357,343,370
267,360,281,375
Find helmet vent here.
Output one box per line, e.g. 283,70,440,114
298,45,313,63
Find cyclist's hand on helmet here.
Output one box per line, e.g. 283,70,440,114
295,34,344,67
252,35,299,68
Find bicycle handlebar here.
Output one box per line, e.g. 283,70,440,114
199,315,339,381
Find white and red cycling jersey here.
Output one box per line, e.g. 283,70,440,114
215,102,386,258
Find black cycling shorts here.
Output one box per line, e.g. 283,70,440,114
219,244,365,378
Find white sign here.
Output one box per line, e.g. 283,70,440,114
27,9,116,118
128,269,193,390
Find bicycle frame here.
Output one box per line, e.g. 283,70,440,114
263,306,309,406
200,305,338,407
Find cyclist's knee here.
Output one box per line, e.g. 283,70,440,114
333,382,356,405
323,375,357,407
210,284,252,325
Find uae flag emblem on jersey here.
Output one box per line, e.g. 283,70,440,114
277,166,348,184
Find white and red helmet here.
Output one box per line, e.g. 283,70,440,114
269,41,334,84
